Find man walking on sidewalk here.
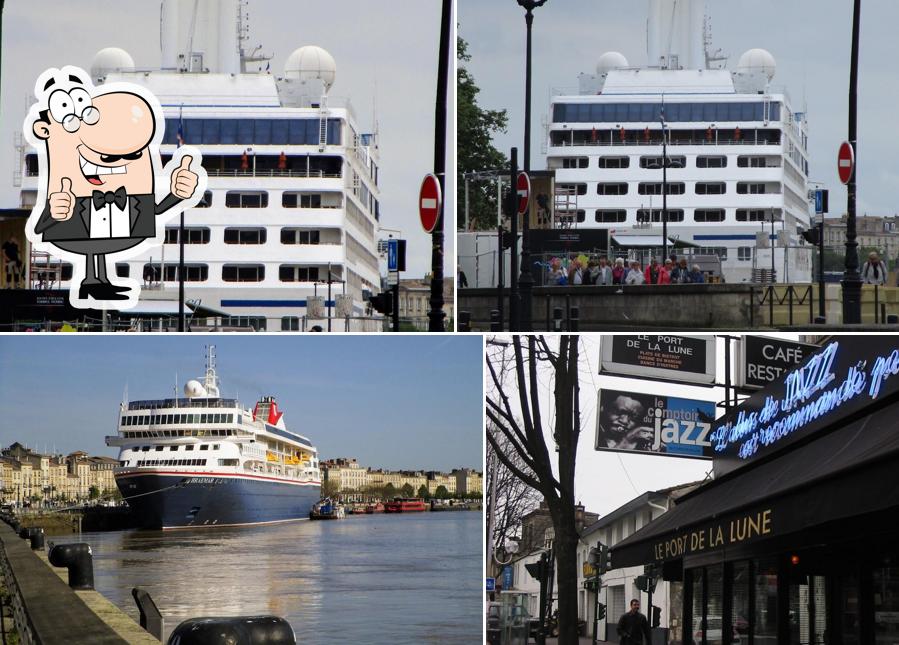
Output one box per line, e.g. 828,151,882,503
617,599,652,645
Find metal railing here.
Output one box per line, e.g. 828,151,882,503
204,168,342,178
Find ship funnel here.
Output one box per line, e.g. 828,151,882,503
647,0,705,70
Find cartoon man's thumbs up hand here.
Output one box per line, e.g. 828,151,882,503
49,177,75,221
171,155,199,200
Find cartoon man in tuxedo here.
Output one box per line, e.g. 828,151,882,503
24,66,205,306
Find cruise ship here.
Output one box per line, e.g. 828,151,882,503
105,347,321,529
544,0,813,284
16,0,382,330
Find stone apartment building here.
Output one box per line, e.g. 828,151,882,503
319,458,482,501
0,443,118,506
824,214,899,262
397,277,454,324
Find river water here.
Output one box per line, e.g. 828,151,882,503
52,511,482,644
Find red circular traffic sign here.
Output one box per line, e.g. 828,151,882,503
837,141,854,185
516,171,531,215
419,173,442,233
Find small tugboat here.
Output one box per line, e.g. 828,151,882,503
384,498,427,513
364,502,385,514
309,498,345,520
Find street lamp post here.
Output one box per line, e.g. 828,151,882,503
842,0,862,323
660,112,669,261
516,0,547,333
178,209,186,331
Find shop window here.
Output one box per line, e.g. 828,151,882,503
731,561,751,643
754,557,779,643
789,574,828,644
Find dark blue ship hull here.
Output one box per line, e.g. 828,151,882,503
116,471,321,529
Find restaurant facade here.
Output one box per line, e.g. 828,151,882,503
611,336,899,645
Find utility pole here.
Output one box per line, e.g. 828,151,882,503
327,262,332,332
427,0,451,332
178,210,185,331
508,148,519,331
660,111,669,262
516,0,546,333
842,0,862,323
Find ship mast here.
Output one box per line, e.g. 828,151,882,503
204,345,220,398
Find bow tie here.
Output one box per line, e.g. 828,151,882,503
92,187,128,210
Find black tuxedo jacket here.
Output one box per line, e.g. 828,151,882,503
34,193,181,242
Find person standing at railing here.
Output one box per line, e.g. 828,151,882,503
612,257,627,284
241,150,249,172
862,251,887,285
278,151,287,171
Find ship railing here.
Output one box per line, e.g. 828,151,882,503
204,169,342,179
550,135,782,148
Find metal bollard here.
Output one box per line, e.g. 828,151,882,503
166,616,296,645
490,309,501,332
29,528,44,550
49,543,94,590
133,587,165,640
888,314,899,325
568,306,580,332
459,311,471,332
814,316,826,325
552,307,564,332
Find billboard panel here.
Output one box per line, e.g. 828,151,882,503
595,388,717,459
599,335,716,386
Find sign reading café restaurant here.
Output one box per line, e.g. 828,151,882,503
599,335,716,386
735,335,818,390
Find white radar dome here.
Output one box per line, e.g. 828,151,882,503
737,48,776,81
284,46,337,90
596,52,629,76
90,47,135,81
184,380,208,399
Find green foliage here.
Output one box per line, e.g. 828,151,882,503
457,36,509,232
417,485,430,499
435,484,449,499
384,483,396,499
88,486,100,500
321,479,340,499
401,483,415,497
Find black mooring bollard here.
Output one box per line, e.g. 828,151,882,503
166,616,296,645
459,311,471,332
489,309,501,332
29,528,45,550
49,543,94,590
888,314,899,325
814,316,826,325
568,306,580,332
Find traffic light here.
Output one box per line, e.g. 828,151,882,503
651,605,661,628
524,553,547,582
369,292,393,315
635,575,650,592
800,228,820,245
597,603,606,621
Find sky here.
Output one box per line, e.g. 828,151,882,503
0,334,482,471
487,333,803,518
0,0,454,278
459,0,899,218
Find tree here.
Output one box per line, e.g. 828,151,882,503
383,483,396,500
417,485,430,500
457,36,509,231
401,483,415,498
486,336,583,644
321,479,339,499
486,424,541,577
88,486,100,500
435,485,449,499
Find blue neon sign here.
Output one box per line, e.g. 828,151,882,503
711,340,899,469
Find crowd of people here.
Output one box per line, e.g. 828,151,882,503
546,253,706,286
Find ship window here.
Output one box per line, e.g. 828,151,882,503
638,182,685,195
200,414,207,423
165,227,210,244
640,156,685,169
696,155,727,168
116,263,130,278
279,266,321,282
560,157,589,168
224,228,267,244
225,191,268,208
142,446,150,451
200,459,208,466
281,229,321,245
694,209,726,222
170,446,178,451
596,183,628,195
595,210,627,223
155,446,164,451
636,209,685,223
196,191,212,207
282,192,323,208
695,182,726,195
556,183,587,196
213,444,220,450
218,459,239,466
598,156,630,169
142,263,209,282
737,182,771,195
282,316,301,331
222,264,265,282
185,445,194,451
738,247,753,261
738,155,771,168
200,445,209,450
736,209,768,222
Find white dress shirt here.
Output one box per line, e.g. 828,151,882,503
89,197,130,239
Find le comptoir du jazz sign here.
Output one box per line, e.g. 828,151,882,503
595,388,716,459
653,508,773,562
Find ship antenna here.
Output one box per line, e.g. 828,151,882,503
204,345,220,398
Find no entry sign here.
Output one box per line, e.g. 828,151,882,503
516,171,530,215
419,173,442,233
837,141,854,185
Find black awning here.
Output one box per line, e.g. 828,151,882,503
612,403,899,567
